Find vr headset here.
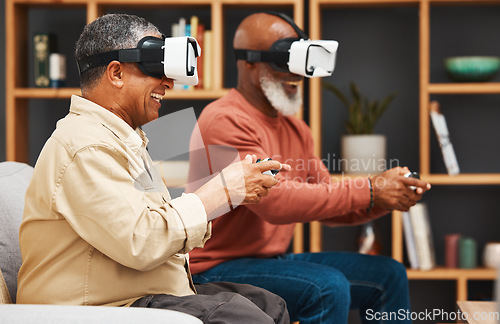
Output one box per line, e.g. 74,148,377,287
77,36,201,86
234,12,338,78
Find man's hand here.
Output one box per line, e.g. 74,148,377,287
370,167,431,211
223,154,291,205
196,154,291,221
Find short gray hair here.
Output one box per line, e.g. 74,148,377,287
75,13,162,91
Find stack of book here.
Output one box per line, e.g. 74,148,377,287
402,203,436,271
170,16,212,91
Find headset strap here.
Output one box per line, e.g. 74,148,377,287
78,48,163,75
264,11,308,40
233,12,308,64
234,49,288,63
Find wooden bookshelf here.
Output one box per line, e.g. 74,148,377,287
5,0,303,163
310,0,500,302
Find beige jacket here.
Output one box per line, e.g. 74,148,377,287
17,95,211,306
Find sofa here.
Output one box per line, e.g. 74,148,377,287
0,161,201,323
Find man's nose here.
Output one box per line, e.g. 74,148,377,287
161,76,174,89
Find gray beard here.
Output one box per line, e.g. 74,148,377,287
259,75,302,116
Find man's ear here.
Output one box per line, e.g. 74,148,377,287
106,61,124,89
245,61,255,70
237,60,255,72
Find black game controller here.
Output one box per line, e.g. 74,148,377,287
404,171,420,190
256,158,280,176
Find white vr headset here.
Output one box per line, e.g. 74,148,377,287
77,36,201,86
234,12,338,78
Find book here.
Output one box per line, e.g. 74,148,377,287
429,101,460,175
190,16,198,39
195,23,205,89
203,30,212,90
171,23,179,37
402,211,419,269
178,17,186,36
408,203,436,271
33,33,56,87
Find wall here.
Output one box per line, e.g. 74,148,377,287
2,3,500,324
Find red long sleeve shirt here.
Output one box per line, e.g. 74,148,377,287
188,89,387,274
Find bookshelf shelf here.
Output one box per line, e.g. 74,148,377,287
13,87,230,100
331,173,500,185
407,267,497,301
427,83,500,94
14,88,82,99
407,267,497,280
313,0,419,7
422,174,500,185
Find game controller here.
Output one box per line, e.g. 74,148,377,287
256,158,280,176
404,171,420,191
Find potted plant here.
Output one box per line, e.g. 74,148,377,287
323,81,396,174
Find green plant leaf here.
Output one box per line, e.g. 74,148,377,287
353,102,364,134
322,81,350,108
326,81,397,134
345,122,354,134
375,92,397,120
365,100,377,133
350,82,361,103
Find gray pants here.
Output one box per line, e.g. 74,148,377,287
131,282,290,323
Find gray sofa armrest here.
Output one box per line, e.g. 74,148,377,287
0,304,202,323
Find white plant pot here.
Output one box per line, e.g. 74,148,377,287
341,134,387,174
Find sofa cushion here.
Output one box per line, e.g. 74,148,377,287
0,304,203,323
0,269,12,303
0,162,33,303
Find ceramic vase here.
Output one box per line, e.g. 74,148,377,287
340,134,386,174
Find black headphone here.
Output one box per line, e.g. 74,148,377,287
234,12,309,73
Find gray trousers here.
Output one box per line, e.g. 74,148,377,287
131,282,290,324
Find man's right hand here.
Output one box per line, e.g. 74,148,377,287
222,154,291,205
195,154,290,221
370,167,431,212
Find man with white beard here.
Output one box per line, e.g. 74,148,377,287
187,12,430,324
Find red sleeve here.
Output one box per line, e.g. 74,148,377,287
190,106,389,225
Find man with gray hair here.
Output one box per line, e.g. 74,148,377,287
17,13,289,323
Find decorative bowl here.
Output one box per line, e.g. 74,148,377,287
444,56,500,82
